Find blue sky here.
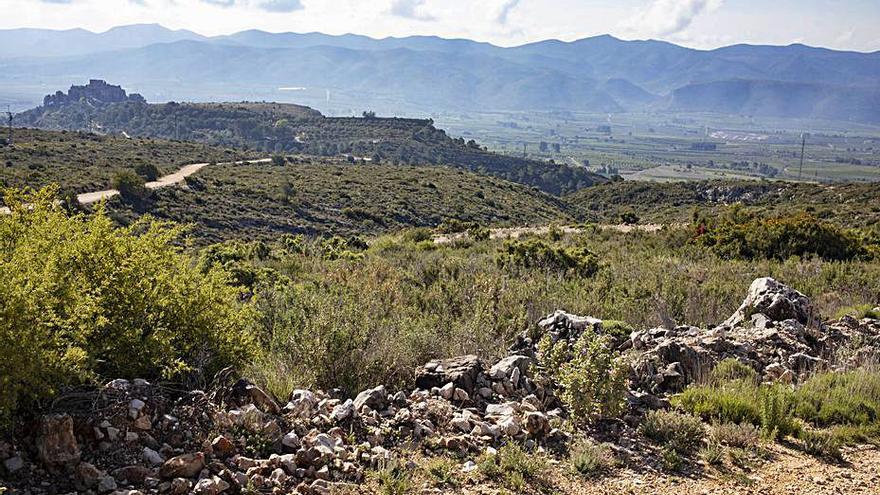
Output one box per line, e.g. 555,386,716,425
3,0,878,51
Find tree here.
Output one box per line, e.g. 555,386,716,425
112,170,150,201
134,163,160,181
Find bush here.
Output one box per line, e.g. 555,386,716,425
694,211,868,261
133,163,160,181
792,369,880,428
0,188,254,423
760,385,799,440
641,410,705,454
553,332,628,424
674,380,762,426
710,422,760,448
112,170,151,201
496,238,599,277
709,358,758,386
570,440,613,477
798,430,843,461
478,444,547,491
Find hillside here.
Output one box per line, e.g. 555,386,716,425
0,128,253,203
2,25,880,122
105,157,573,243
566,180,880,227
15,85,606,195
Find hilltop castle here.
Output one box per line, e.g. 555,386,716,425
43,79,146,107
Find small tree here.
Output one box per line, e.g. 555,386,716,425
112,170,150,201
134,163,160,181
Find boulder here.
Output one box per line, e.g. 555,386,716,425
723,277,816,328
36,414,81,470
416,355,483,394
159,453,205,479
353,385,387,412
488,355,531,381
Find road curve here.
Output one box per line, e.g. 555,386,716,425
1,158,270,215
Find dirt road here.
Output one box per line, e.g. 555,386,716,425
1,158,270,214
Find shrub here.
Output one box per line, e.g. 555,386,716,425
798,430,843,461
710,422,760,448
422,457,459,488
641,410,705,454
570,440,613,477
833,304,880,320
694,212,868,261
673,380,762,426
760,385,799,440
133,163,160,181
709,358,758,386
271,155,286,166
496,238,599,277
478,444,546,491
700,442,724,465
792,369,880,428
555,332,628,424
0,188,254,423
112,170,151,201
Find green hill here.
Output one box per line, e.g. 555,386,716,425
106,157,573,243
0,128,254,203
16,92,606,195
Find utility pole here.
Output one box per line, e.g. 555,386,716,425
174,113,179,140
798,133,807,180
522,142,527,158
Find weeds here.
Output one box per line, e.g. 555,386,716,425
641,410,705,454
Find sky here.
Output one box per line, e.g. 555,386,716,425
1,0,878,52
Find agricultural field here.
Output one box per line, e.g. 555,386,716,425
436,111,880,183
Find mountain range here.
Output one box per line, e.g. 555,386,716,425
2,24,879,123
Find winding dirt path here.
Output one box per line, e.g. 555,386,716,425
1,158,270,214
433,223,669,244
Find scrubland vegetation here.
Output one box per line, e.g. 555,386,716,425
2,173,880,493
0,128,253,203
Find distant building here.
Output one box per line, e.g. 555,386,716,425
43,79,146,108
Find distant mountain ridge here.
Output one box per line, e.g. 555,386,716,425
2,24,879,123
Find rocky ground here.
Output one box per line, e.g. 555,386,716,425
1,277,878,494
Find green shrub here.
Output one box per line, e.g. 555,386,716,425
422,457,459,488
792,369,880,428
112,170,151,201
133,163,160,181
709,359,759,386
555,333,628,424
641,410,705,454
673,380,762,426
710,422,760,448
798,430,843,461
372,460,412,495
760,385,799,440
496,238,599,277
0,187,254,423
570,440,613,477
700,442,724,465
833,304,880,320
478,444,547,491
694,212,868,261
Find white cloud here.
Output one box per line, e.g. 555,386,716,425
258,0,303,13
389,0,435,21
623,0,722,36
496,0,519,25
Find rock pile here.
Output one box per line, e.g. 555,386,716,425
630,277,880,393
1,277,877,494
